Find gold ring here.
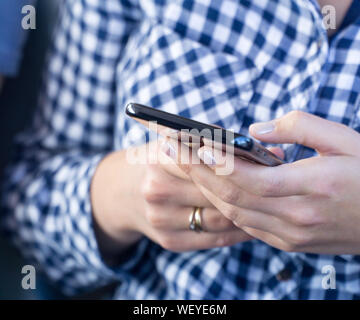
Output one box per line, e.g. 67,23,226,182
189,207,203,232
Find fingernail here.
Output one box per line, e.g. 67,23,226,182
199,150,217,166
161,141,177,159
251,121,275,135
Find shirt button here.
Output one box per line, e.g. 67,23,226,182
276,268,292,281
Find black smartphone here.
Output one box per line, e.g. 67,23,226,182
125,102,284,166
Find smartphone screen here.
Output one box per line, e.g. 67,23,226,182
125,102,284,166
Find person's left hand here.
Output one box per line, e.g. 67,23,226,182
161,111,360,255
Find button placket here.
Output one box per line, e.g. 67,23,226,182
263,252,304,299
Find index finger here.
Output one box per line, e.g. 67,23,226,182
195,145,314,197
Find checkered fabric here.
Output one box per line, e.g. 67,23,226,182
1,0,360,299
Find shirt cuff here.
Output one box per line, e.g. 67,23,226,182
64,153,149,294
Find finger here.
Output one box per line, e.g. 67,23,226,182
159,149,304,221
169,181,214,207
250,111,360,156
196,184,298,238
153,229,253,252
196,145,310,197
157,138,192,181
161,137,200,169
143,170,213,207
193,176,308,223
146,205,237,233
267,147,285,160
241,226,291,251
162,138,311,197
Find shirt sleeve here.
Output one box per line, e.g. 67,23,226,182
0,0,148,296
0,0,37,76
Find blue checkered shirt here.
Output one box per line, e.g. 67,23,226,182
2,0,360,299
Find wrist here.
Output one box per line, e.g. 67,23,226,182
91,150,144,261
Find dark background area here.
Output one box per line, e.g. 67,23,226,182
0,0,63,299
0,1,118,300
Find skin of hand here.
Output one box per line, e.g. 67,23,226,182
162,111,360,255
91,141,251,263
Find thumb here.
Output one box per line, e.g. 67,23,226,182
249,111,360,156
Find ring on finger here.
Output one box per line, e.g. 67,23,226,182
189,207,204,232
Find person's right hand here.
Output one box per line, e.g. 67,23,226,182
91,141,251,263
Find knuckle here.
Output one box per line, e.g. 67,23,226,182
283,111,309,145
207,212,222,226
158,234,179,251
219,186,241,205
222,217,235,230
223,218,236,231
287,110,307,127
215,234,235,247
145,209,165,229
288,208,322,227
233,215,250,228
222,205,239,222
316,176,340,198
141,174,168,204
258,169,284,196
208,213,229,230
179,163,192,175
285,229,312,249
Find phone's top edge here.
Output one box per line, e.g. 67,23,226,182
126,102,228,132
